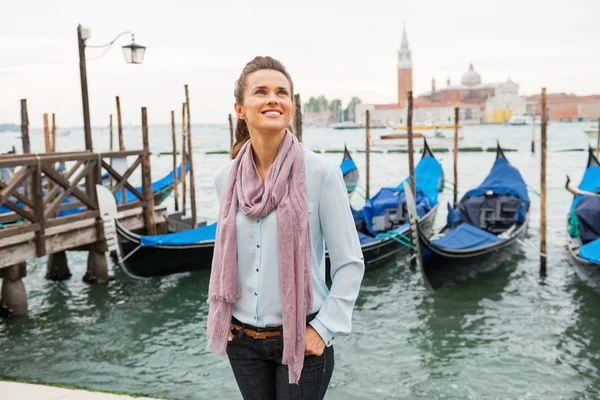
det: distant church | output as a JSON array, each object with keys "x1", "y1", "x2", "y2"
[{"x1": 356, "y1": 26, "x2": 525, "y2": 125}]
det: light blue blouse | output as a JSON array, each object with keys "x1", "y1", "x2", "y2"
[{"x1": 213, "y1": 148, "x2": 365, "y2": 346}]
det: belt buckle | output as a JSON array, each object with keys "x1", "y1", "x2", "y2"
[{"x1": 251, "y1": 331, "x2": 267, "y2": 340}]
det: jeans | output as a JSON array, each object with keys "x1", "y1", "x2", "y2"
[{"x1": 226, "y1": 317, "x2": 334, "y2": 400}]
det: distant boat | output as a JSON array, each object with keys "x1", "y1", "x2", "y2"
[
  {"x1": 371, "y1": 130, "x2": 463, "y2": 147},
  {"x1": 508, "y1": 114, "x2": 541, "y2": 126},
  {"x1": 332, "y1": 121, "x2": 386, "y2": 130},
  {"x1": 391, "y1": 123, "x2": 462, "y2": 131},
  {"x1": 584, "y1": 122, "x2": 599, "y2": 136}
]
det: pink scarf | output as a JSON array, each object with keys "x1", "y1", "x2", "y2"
[{"x1": 206, "y1": 131, "x2": 313, "y2": 384}]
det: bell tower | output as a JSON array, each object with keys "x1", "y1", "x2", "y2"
[{"x1": 397, "y1": 24, "x2": 413, "y2": 104}]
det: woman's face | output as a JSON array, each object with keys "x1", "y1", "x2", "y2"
[{"x1": 235, "y1": 69, "x2": 294, "y2": 135}]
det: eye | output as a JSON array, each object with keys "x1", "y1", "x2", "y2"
[
  {"x1": 255, "y1": 89, "x2": 266, "y2": 95},
  {"x1": 278, "y1": 89, "x2": 289, "y2": 96}
]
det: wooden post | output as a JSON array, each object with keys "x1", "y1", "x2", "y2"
[
  {"x1": 228, "y1": 113, "x2": 234, "y2": 150},
  {"x1": 531, "y1": 105, "x2": 535, "y2": 154},
  {"x1": 365, "y1": 110, "x2": 371, "y2": 200},
  {"x1": 43, "y1": 114, "x2": 51, "y2": 153},
  {"x1": 185, "y1": 85, "x2": 197, "y2": 228},
  {"x1": 116, "y1": 96, "x2": 126, "y2": 201},
  {"x1": 116, "y1": 96, "x2": 125, "y2": 151},
  {"x1": 596, "y1": 117, "x2": 600, "y2": 159},
  {"x1": 20, "y1": 100, "x2": 31, "y2": 154},
  {"x1": 77, "y1": 24, "x2": 93, "y2": 152},
  {"x1": 540, "y1": 88, "x2": 547, "y2": 275},
  {"x1": 109, "y1": 114, "x2": 114, "y2": 152},
  {"x1": 407, "y1": 92, "x2": 416, "y2": 200},
  {"x1": 453, "y1": 107, "x2": 459, "y2": 208},
  {"x1": 294, "y1": 94, "x2": 303, "y2": 143},
  {"x1": 0, "y1": 263, "x2": 28, "y2": 316},
  {"x1": 181, "y1": 103, "x2": 187, "y2": 216},
  {"x1": 171, "y1": 110, "x2": 179, "y2": 212},
  {"x1": 141, "y1": 107, "x2": 156, "y2": 235},
  {"x1": 51, "y1": 113, "x2": 57, "y2": 152}
]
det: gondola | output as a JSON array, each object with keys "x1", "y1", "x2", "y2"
[
  {"x1": 102, "y1": 150, "x2": 365, "y2": 278},
  {"x1": 325, "y1": 139, "x2": 443, "y2": 272},
  {"x1": 566, "y1": 148, "x2": 600, "y2": 291},
  {"x1": 341, "y1": 145, "x2": 359, "y2": 195},
  {"x1": 405, "y1": 144, "x2": 530, "y2": 290}
]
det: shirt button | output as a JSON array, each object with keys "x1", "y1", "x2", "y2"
[
  {"x1": 256, "y1": 268, "x2": 259, "y2": 272},
  {"x1": 257, "y1": 219, "x2": 260, "y2": 223},
  {"x1": 256, "y1": 244, "x2": 260, "y2": 248},
  {"x1": 254, "y1": 292, "x2": 257, "y2": 296}
]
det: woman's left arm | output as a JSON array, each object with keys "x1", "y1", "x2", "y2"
[{"x1": 309, "y1": 165, "x2": 365, "y2": 346}]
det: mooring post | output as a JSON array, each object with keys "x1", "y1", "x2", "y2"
[
  {"x1": 228, "y1": 113, "x2": 234, "y2": 151},
  {"x1": 185, "y1": 85, "x2": 197, "y2": 228},
  {"x1": 51, "y1": 113, "x2": 57, "y2": 152},
  {"x1": 365, "y1": 110, "x2": 371, "y2": 200},
  {"x1": 0, "y1": 263, "x2": 28, "y2": 316},
  {"x1": 109, "y1": 114, "x2": 114, "y2": 152},
  {"x1": 531, "y1": 105, "x2": 536, "y2": 154},
  {"x1": 171, "y1": 110, "x2": 179, "y2": 212},
  {"x1": 540, "y1": 88, "x2": 547, "y2": 275},
  {"x1": 181, "y1": 103, "x2": 187, "y2": 216},
  {"x1": 453, "y1": 107, "x2": 459, "y2": 208},
  {"x1": 406, "y1": 92, "x2": 417, "y2": 269},
  {"x1": 294, "y1": 94, "x2": 303, "y2": 143},
  {"x1": 20, "y1": 100, "x2": 31, "y2": 154},
  {"x1": 43, "y1": 113, "x2": 51, "y2": 153},
  {"x1": 407, "y1": 92, "x2": 416, "y2": 198},
  {"x1": 596, "y1": 117, "x2": 600, "y2": 159},
  {"x1": 116, "y1": 96, "x2": 125, "y2": 151},
  {"x1": 141, "y1": 107, "x2": 157, "y2": 235}
]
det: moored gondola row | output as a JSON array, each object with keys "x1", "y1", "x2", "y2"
[{"x1": 97, "y1": 141, "x2": 600, "y2": 293}]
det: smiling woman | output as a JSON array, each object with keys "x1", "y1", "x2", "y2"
[{"x1": 205, "y1": 56, "x2": 365, "y2": 400}]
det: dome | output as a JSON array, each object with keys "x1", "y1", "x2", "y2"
[{"x1": 461, "y1": 63, "x2": 481, "y2": 86}]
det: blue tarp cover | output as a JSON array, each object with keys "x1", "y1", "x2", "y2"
[
  {"x1": 140, "y1": 223, "x2": 217, "y2": 247},
  {"x1": 115, "y1": 163, "x2": 189, "y2": 204},
  {"x1": 361, "y1": 154, "x2": 441, "y2": 235},
  {"x1": 340, "y1": 159, "x2": 357, "y2": 176},
  {"x1": 432, "y1": 223, "x2": 501, "y2": 250},
  {"x1": 579, "y1": 236, "x2": 600, "y2": 265},
  {"x1": 463, "y1": 156, "x2": 530, "y2": 205}
]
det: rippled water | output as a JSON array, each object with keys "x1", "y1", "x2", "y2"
[{"x1": 1, "y1": 122, "x2": 600, "y2": 399}]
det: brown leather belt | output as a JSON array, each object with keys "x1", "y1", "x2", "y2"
[{"x1": 231, "y1": 323, "x2": 282, "y2": 340}]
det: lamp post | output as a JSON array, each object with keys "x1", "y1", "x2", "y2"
[
  {"x1": 76, "y1": 24, "x2": 145, "y2": 202},
  {"x1": 76, "y1": 24, "x2": 146, "y2": 153}
]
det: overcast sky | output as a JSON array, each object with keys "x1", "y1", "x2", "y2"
[{"x1": 1, "y1": 0, "x2": 599, "y2": 127}]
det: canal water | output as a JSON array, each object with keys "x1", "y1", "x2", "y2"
[{"x1": 1, "y1": 122, "x2": 599, "y2": 399}]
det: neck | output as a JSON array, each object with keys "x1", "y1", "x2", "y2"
[{"x1": 249, "y1": 128, "x2": 287, "y2": 181}]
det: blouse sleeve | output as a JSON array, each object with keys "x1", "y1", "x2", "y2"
[{"x1": 309, "y1": 165, "x2": 365, "y2": 346}]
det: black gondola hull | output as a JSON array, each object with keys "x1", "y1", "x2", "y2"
[
  {"x1": 419, "y1": 220, "x2": 528, "y2": 290},
  {"x1": 567, "y1": 233, "x2": 600, "y2": 292},
  {"x1": 117, "y1": 223, "x2": 214, "y2": 278}
]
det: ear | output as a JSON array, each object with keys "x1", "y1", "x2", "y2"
[{"x1": 234, "y1": 102, "x2": 245, "y2": 120}]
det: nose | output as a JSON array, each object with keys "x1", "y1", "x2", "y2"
[{"x1": 266, "y1": 91, "x2": 280, "y2": 104}]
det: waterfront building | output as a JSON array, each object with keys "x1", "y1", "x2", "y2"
[{"x1": 356, "y1": 26, "x2": 526, "y2": 125}]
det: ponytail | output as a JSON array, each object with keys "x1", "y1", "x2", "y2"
[{"x1": 230, "y1": 118, "x2": 250, "y2": 159}]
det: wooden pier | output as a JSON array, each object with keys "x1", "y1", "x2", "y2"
[{"x1": 0, "y1": 100, "x2": 173, "y2": 316}]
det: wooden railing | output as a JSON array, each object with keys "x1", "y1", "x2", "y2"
[{"x1": 0, "y1": 150, "x2": 148, "y2": 257}]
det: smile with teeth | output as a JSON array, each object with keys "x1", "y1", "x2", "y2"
[{"x1": 263, "y1": 110, "x2": 282, "y2": 116}]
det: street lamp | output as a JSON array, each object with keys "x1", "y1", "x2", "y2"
[{"x1": 77, "y1": 24, "x2": 146, "y2": 153}]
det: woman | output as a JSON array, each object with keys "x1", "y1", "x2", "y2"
[{"x1": 206, "y1": 56, "x2": 365, "y2": 399}]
